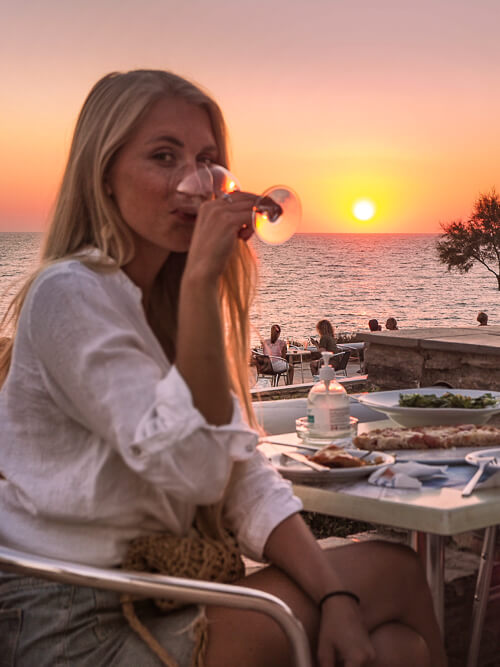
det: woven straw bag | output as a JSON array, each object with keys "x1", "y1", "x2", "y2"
[{"x1": 121, "y1": 505, "x2": 245, "y2": 667}]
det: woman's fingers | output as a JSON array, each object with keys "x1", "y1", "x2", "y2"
[
  {"x1": 317, "y1": 601, "x2": 376, "y2": 667},
  {"x1": 184, "y1": 192, "x2": 258, "y2": 281}
]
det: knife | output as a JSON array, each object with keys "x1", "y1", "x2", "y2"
[
  {"x1": 280, "y1": 450, "x2": 330, "y2": 471},
  {"x1": 262, "y1": 439, "x2": 321, "y2": 452}
]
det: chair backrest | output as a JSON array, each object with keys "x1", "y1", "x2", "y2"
[
  {"x1": 336, "y1": 350, "x2": 351, "y2": 371},
  {"x1": 0, "y1": 544, "x2": 312, "y2": 667},
  {"x1": 252, "y1": 394, "x2": 386, "y2": 434}
]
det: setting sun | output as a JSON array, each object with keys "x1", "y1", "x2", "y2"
[{"x1": 353, "y1": 199, "x2": 376, "y2": 221}]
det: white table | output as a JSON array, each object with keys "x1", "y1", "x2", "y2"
[{"x1": 262, "y1": 424, "x2": 500, "y2": 632}]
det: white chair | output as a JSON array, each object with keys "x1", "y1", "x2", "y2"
[
  {"x1": 252, "y1": 396, "x2": 386, "y2": 435},
  {"x1": 0, "y1": 544, "x2": 312, "y2": 667}
]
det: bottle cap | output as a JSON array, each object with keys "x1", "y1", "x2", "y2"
[{"x1": 319, "y1": 352, "x2": 336, "y2": 382}]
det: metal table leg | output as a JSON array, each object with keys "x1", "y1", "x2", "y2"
[
  {"x1": 411, "y1": 531, "x2": 445, "y2": 634},
  {"x1": 466, "y1": 525, "x2": 497, "y2": 667}
]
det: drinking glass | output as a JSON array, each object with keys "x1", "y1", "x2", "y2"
[{"x1": 176, "y1": 165, "x2": 301, "y2": 245}]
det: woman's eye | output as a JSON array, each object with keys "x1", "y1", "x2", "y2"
[
  {"x1": 153, "y1": 152, "x2": 176, "y2": 164},
  {"x1": 198, "y1": 156, "x2": 215, "y2": 166}
]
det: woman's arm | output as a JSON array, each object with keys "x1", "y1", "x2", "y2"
[
  {"x1": 264, "y1": 513, "x2": 375, "y2": 665},
  {"x1": 175, "y1": 192, "x2": 257, "y2": 426},
  {"x1": 176, "y1": 274, "x2": 232, "y2": 425}
]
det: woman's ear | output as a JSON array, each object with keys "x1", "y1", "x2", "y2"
[{"x1": 104, "y1": 182, "x2": 113, "y2": 196}]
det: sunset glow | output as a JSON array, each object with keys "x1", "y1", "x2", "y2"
[{"x1": 2, "y1": 1, "x2": 500, "y2": 234}]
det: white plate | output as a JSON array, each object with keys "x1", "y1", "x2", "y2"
[
  {"x1": 465, "y1": 447, "x2": 500, "y2": 470},
  {"x1": 357, "y1": 388, "x2": 500, "y2": 427},
  {"x1": 267, "y1": 446, "x2": 394, "y2": 483},
  {"x1": 392, "y1": 446, "x2": 496, "y2": 465}
]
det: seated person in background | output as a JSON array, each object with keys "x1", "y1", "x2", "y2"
[
  {"x1": 310, "y1": 318, "x2": 338, "y2": 376},
  {"x1": 258, "y1": 323, "x2": 293, "y2": 384},
  {"x1": 368, "y1": 318, "x2": 382, "y2": 331},
  {"x1": 385, "y1": 317, "x2": 398, "y2": 330},
  {"x1": 477, "y1": 311, "x2": 488, "y2": 326}
]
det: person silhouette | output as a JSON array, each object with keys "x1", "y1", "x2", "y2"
[{"x1": 477, "y1": 311, "x2": 488, "y2": 326}]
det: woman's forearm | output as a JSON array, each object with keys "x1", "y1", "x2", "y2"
[
  {"x1": 175, "y1": 273, "x2": 233, "y2": 425},
  {"x1": 264, "y1": 513, "x2": 346, "y2": 604}
]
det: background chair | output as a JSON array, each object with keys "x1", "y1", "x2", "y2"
[
  {"x1": 333, "y1": 350, "x2": 351, "y2": 377},
  {"x1": 0, "y1": 544, "x2": 311, "y2": 667},
  {"x1": 316, "y1": 351, "x2": 350, "y2": 377},
  {"x1": 252, "y1": 350, "x2": 290, "y2": 386}
]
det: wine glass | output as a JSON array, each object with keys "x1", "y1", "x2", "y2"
[{"x1": 176, "y1": 165, "x2": 301, "y2": 245}]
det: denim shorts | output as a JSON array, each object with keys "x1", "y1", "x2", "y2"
[{"x1": 0, "y1": 573, "x2": 207, "y2": 667}]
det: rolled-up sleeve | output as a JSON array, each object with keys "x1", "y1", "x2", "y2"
[
  {"x1": 127, "y1": 367, "x2": 259, "y2": 503},
  {"x1": 223, "y1": 452, "x2": 303, "y2": 561},
  {"x1": 27, "y1": 265, "x2": 259, "y2": 505}
]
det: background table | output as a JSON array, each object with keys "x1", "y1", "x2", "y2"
[{"x1": 286, "y1": 349, "x2": 312, "y2": 383}]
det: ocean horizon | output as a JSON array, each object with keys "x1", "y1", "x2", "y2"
[{"x1": 0, "y1": 231, "x2": 496, "y2": 343}]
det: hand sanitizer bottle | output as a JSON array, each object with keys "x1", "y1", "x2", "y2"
[{"x1": 307, "y1": 352, "x2": 351, "y2": 440}]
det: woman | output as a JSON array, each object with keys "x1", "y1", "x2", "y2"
[
  {"x1": 0, "y1": 70, "x2": 446, "y2": 666},
  {"x1": 258, "y1": 323, "x2": 293, "y2": 384},
  {"x1": 309, "y1": 319, "x2": 338, "y2": 376}
]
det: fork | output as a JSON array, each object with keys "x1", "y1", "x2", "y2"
[{"x1": 462, "y1": 457, "x2": 497, "y2": 497}]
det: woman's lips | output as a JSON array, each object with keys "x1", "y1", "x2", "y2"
[{"x1": 172, "y1": 208, "x2": 198, "y2": 224}]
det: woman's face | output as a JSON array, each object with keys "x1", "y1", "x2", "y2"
[{"x1": 107, "y1": 97, "x2": 218, "y2": 264}]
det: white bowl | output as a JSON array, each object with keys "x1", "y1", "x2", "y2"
[{"x1": 357, "y1": 388, "x2": 500, "y2": 428}]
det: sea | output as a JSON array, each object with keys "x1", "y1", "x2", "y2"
[{"x1": 0, "y1": 232, "x2": 497, "y2": 342}]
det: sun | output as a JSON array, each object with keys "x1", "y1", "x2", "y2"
[{"x1": 353, "y1": 199, "x2": 376, "y2": 221}]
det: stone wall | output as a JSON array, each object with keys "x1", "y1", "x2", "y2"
[{"x1": 364, "y1": 343, "x2": 500, "y2": 391}]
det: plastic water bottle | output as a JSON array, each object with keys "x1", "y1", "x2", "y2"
[{"x1": 307, "y1": 352, "x2": 351, "y2": 440}]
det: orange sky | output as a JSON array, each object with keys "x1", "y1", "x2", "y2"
[{"x1": 2, "y1": 0, "x2": 500, "y2": 233}]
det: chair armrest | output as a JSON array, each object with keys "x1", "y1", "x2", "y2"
[{"x1": 0, "y1": 545, "x2": 311, "y2": 667}]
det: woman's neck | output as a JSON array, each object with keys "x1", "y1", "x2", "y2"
[{"x1": 123, "y1": 247, "x2": 170, "y2": 311}]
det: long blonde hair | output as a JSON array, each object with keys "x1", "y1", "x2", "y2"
[{"x1": 0, "y1": 70, "x2": 258, "y2": 425}]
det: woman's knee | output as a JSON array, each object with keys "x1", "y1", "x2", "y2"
[
  {"x1": 370, "y1": 622, "x2": 431, "y2": 667},
  {"x1": 364, "y1": 540, "x2": 424, "y2": 580}
]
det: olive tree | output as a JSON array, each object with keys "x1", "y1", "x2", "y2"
[{"x1": 436, "y1": 189, "x2": 500, "y2": 290}]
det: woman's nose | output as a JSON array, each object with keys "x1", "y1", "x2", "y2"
[{"x1": 176, "y1": 165, "x2": 213, "y2": 198}]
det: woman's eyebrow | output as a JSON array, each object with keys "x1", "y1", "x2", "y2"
[{"x1": 146, "y1": 135, "x2": 218, "y2": 154}]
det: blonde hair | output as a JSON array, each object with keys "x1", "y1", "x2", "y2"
[{"x1": 0, "y1": 70, "x2": 258, "y2": 426}]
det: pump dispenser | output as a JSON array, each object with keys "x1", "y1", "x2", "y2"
[{"x1": 306, "y1": 352, "x2": 351, "y2": 439}]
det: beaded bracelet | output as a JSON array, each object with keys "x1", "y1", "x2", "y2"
[{"x1": 318, "y1": 590, "x2": 361, "y2": 608}]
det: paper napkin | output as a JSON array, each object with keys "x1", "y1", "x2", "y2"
[{"x1": 369, "y1": 462, "x2": 449, "y2": 489}]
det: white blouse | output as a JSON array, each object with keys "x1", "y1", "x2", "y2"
[{"x1": 0, "y1": 258, "x2": 301, "y2": 566}]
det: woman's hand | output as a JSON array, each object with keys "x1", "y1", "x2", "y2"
[
  {"x1": 317, "y1": 597, "x2": 375, "y2": 667},
  {"x1": 185, "y1": 191, "x2": 257, "y2": 282}
]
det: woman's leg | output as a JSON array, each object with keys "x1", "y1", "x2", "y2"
[
  {"x1": 204, "y1": 540, "x2": 446, "y2": 667},
  {"x1": 310, "y1": 359, "x2": 319, "y2": 375}
]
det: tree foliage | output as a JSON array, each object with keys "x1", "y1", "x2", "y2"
[{"x1": 436, "y1": 189, "x2": 500, "y2": 289}]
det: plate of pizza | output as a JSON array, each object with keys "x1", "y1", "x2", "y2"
[
  {"x1": 267, "y1": 445, "x2": 394, "y2": 483},
  {"x1": 356, "y1": 388, "x2": 500, "y2": 428},
  {"x1": 353, "y1": 423, "x2": 500, "y2": 464}
]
